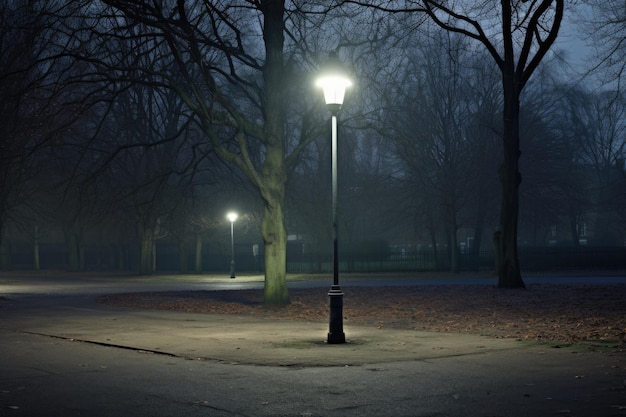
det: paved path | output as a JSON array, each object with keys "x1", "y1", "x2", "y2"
[{"x1": 1, "y1": 272, "x2": 625, "y2": 416}]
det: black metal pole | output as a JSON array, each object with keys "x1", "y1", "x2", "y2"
[
  {"x1": 230, "y1": 221, "x2": 236, "y2": 279},
  {"x1": 327, "y1": 113, "x2": 345, "y2": 344}
]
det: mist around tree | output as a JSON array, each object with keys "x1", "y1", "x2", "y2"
[{"x1": 1, "y1": 1, "x2": 624, "y2": 302}]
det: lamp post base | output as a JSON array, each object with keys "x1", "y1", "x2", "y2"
[{"x1": 327, "y1": 285, "x2": 345, "y2": 344}]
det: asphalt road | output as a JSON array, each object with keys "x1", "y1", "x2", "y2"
[
  {"x1": 3, "y1": 328, "x2": 625, "y2": 417},
  {"x1": 1, "y1": 271, "x2": 625, "y2": 417},
  {"x1": 2, "y1": 269, "x2": 626, "y2": 297}
]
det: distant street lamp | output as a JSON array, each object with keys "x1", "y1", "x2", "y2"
[
  {"x1": 315, "y1": 52, "x2": 352, "y2": 344},
  {"x1": 227, "y1": 212, "x2": 238, "y2": 278}
]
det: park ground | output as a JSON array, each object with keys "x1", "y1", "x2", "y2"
[{"x1": 99, "y1": 272, "x2": 626, "y2": 348}]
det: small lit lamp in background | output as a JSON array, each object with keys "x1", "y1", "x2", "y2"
[
  {"x1": 315, "y1": 52, "x2": 352, "y2": 344},
  {"x1": 227, "y1": 212, "x2": 238, "y2": 278}
]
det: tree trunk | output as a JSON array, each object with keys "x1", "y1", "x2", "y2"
[
  {"x1": 152, "y1": 242, "x2": 157, "y2": 272},
  {"x1": 496, "y1": 78, "x2": 525, "y2": 288},
  {"x1": 449, "y1": 227, "x2": 458, "y2": 273},
  {"x1": 260, "y1": 182, "x2": 290, "y2": 305},
  {"x1": 447, "y1": 208, "x2": 458, "y2": 273},
  {"x1": 429, "y1": 222, "x2": 438, "y2": 270},
  {"x1": 33, "y1": 224, "x2": 40, "y2": 271},
  {"x1": 138, "y1": 225, "x2": 154, "y2": 275},
  {"x1": 258, "y1": 0, "x2": 289, "y2": 305},
  {"x1": 66, "y1": 232, "x2": 82, "y2": 272},
  {"x1": 194, "y1": 233, "x2": 203, "y2": 273},
  {"x1": 471, "y1": 208, "x2": 485, "y2": 271},
  {"x1": 0, "y1": 220, "x2": 10, "y2": 270},
  {"x1": 0, "y1": 242, "x2": 9, "y2": 270}
]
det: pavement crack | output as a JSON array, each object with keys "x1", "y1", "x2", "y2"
[{"x1": 17, "y1": 330, "x2": 181, "y2": 358}]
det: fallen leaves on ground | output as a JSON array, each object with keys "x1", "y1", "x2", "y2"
[{"x1": 98, "y1": 284, "x2": 626, "y2": 346}]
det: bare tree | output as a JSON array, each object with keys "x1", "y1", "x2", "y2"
[
  {"x1": 427, "y1": 0, "x2": 563, "y2": 287},
  {"x1": 556, "y1": 86, "x2": 626, "y2": 244},
  {"x1": 343, "y1": 0, "x2": 564, "y2": 287},
  {"x1": 384, "y1": 31, "x2": 503, "y2": 272},
  {"x1": 59, "y1": 1, "x2": 334, "y2": 304},
  {"x1": 0, "y1": 0, "x2": 72, "y2": 269},
  {"x1": 517, "y1": 74, "x2": 582, "y2": 247},
  {"x1": 583, "y1": 0, "x2": 626, "y2": 91},
  {"x1": 393, "y1": 33, "x2": 470, "y2": 271}
]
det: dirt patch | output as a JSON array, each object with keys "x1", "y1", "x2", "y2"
[{"x1": 98, "y1": 284, "x2": 626, "y2": 346}]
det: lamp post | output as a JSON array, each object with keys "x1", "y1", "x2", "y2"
[
  {"x1": 315, "y1": 52, "x2": 352, "y2": 344},
  {"x1": 227, "y1": 212, "x2": 238, "y2": 278}
]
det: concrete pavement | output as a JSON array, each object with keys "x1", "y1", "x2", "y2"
[
  {"x1": 2, "y1": 300, "x2": 527, "y2": 367},
  {"x1": 1, "y1": 273, "x2": 626, "y2": 416}
]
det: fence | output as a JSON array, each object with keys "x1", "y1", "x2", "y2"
[
  {"x1": 4, "y1": 241, "x2": 626, "y2": 273},
  {"x1": 287, "y1": 246, "x2": 626, "y2": 273}
]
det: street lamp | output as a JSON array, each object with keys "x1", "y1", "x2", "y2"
[
  {"x1": 227, "y1": 212, "x2": 238, "y2": 278},
  {"x1": 315, "y1": 52, "x2": 352, "y2": 344}
]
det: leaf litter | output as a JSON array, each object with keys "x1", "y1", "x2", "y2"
[{"x1": 98, "y1": 284, "x2": 626, "y2": 346}]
